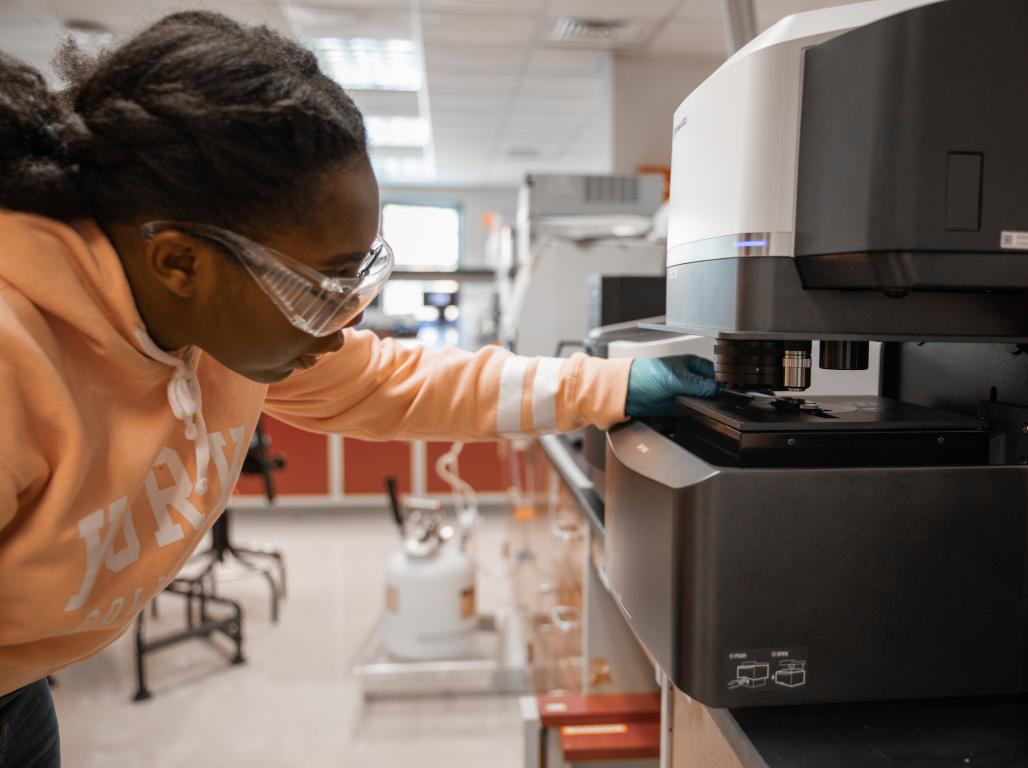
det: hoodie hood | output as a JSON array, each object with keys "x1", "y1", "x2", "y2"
[
  {"x1": 0, "y1": 213, "x2": 212, "y2": 492},
  {"x1": 0, "y1": 214, "x2": 152, "y2": 366}
]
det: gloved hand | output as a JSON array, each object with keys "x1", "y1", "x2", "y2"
[{"x1": 625, "y1": 355, "x2": 720, "y2": 418}]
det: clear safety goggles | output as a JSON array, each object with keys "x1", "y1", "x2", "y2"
[{"x1": 140, "y1": 221, "x2": 394, "y2": 337}]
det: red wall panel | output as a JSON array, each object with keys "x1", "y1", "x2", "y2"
[
  {"x1": 344, "y1": 438, "x2": 412, "y2": 494},
  {"x1": 234, "y1": 416, "x2": 329, "y2": 496}
]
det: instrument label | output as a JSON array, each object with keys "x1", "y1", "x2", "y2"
[
  {"x1": 1000, "y1": 231, "x2": 1028, "y2": 250},
  {"x1": 726, "y1": 646, "x2": 808, "y2": 691}
]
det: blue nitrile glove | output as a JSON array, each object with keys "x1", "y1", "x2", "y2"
[{"x1": 625, "y1": 355, "x2": 720, "y2": 418}]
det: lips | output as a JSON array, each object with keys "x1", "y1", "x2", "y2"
[
  {"x1": 295, "y1": 354, "x2": 322, "y2": 369},
  {"x1": 293, "y1": 333, "x2": 345, "y2": 370}
]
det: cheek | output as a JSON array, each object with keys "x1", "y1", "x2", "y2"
[
  {"x1": 235, "y1": 292, "x2": 309, "y2": 360},
  {"x1": 205, "y1": 278, "x2": 305, "y2": 372}
]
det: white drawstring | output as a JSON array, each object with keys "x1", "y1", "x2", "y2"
[{"x1": 132, "y1": 326, "x2": 211, "y2": 495}]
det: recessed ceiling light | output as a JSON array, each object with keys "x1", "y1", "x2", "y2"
[{"x1": 313, "y1": 37, "x2": 422, "y2": 91}]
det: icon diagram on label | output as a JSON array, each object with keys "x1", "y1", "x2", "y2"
[
  {"x1": 728, "y1": 661, "x2": 770, "y2": 689},
  {"x1": 773, "y1": 660, "x2": 807, "y2": 688},
  {"x1": 726, "y1": 647, "x2": 808, "y2": 692}
]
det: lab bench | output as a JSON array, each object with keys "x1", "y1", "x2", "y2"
[
  {"x1": 527, "y1": 433, "x2": 1028, "y2": 768},
  {"x1": 510, "y1": 434, "x2": 660, "y2": 767}
]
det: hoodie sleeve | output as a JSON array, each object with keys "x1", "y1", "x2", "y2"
[{"x1": 262, "y1": 329, "x2": 632, "y2": 441}]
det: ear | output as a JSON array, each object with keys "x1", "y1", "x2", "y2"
[{"x1": 143, "y1": 230, "x2": 211, "y2": 299}]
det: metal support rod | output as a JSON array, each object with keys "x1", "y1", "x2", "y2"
[
  {"x1": 658, "y1": 667, "x2": 673, "y2": 768},
  {"x1": 721, "y1": 0, "x2": 757, "y2": 55}
]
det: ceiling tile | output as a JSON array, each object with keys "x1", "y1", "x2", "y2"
[
  {"x1": 510, "y1": 94, "x2": 600, "y2": 116},
  {"x1": 40, "y1": 0, "x2": 292, "y2": 34},
  {"x1": 424, "y1": 43, "x2": 526, "y2": 74},
  {"x1": 497, "y1": 141, "x2": 562, "y2": 160},
  {"x1": 50, "y1": 0, "x2": 153, "y2": 31},
  {"x1": 676, "y1": 0, "x2": 723, "y2": 22},
  {"x1": 205, "y1": 3, "x2": 294, "y2": 33},
  {"x1": 526, "y1": 48, "x2": 609, "y2": 75},
  {"x1": 546, "y1": 0, "x2": 681, "y2": 21},
  {"x1": 647, "y1": 18, "x2": 726, "y2": 58},
  {"x1": 1, "y1": 1, "x2": 53, "y2": 24},
  {"x1": 370, "y1": 145, "x2": 427, "y2": 161},
  {"x1": 519, "y1": 73, "x2": 606, "y2": 100},
  {"x1": 284, "y1": 5, "x2": 413, "y2": 38},
  {"x1": 434, "y1": 138, "x2": 494, "y2": 154},
  {"x1": 428, "y1": 92, "x2": 510, "y2": 115},
  {"x1": 504, "y1": 113, "x2": 585, "y2": 134},
  {"x1": 420, "y1": 0, "x2": 545, "y2": 11},
  {"x1": 281, "y1": 0, "x2": 412, "y2": 9},
  {"x1": 432, "y1": 113, "x2": 504, "y2": 137},
  {"x1": 500, "y1": 127, "x2": 580, "y2": 148},
  {"x1": 420, "y1": 12, "x2": 538, "y2": 46},
  {"x1": 428, "y1": 72, "x2": 521, "y2": 96},
  {"x1": 21, "y1": 0, "x2": 61, "y2": 18}
]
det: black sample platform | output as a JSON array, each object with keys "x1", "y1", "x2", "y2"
[
  {"x1": 674, "y1": 394, "x2": 988, "y2": 468},
  {"x1": 734, "y1": 695, "x2": 1028, "y2": 767}
]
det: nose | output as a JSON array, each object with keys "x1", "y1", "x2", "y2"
[{"x1": 345, "y1": 312, "x2": 365, "y2": 329}]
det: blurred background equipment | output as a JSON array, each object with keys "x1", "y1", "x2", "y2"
[
  {"x1": 499, "y1": 173, "x2": 667, "y2": 357},
  {"x1": 351, "y1": 447, "x2": 530, "y2": 699}
]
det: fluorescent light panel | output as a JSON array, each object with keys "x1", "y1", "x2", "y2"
[
  {"x1": 365, "y1": 116, "x2": 430, "y2": 148},
  {"x1": 313, "y1": 37, "x2": 422, "y2": 92},
  {"x1": 372, "y1": 155, "x2": 436, "y2": 181}
]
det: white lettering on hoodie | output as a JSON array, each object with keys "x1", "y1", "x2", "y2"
[{"x1": 64, "y1": 426, "x2": 246, "y2": 616}]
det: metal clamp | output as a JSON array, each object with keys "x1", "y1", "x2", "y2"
[
  {"x1": 551, "y1": 518, "x2": 584, "y2": 542},
  {"x1": 549, "y1": 605, "x2": 581, "y2": 634}
]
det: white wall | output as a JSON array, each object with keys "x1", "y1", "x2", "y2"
[
  {"x1": 378, "y1": 184, "x2": 517, "y2": 267},
  {"x1": 611, "y1": 55, "x2": 720, "y2": 174}
]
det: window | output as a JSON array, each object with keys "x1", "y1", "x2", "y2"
[
  {"x1": 381, "y1": 203, "x2": 461, "y2": 270},
  {"x1": 379, "y1": 203, "x2": 462, "y2": 320}
]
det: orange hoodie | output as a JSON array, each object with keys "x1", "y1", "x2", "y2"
[{"x1": 0, "y1": 211, "x2": 631, "y2": 695}]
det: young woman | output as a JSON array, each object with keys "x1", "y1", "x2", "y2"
[{"x1": 0, "y1": 12, "x2": 717, "y2": 764}]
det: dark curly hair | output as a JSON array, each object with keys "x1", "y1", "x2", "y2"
[{"x1": 0, "y1": 11, "x2": 368, "y2": 231}]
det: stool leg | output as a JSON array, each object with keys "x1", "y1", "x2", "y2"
[
  {"x1": 259, "y1": 568, "x2": 280, "y2": 623},
  {"x1": 132, "y1": 613, "x2": 152, "y2": 702},
  {"x1": 230, "y1": 602, "x2": 246, "y2": 665}
]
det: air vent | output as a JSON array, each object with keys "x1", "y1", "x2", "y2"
[
  {"x1": 551, "y1": 17, "x2": 640, "y2": 46},
  {"x1": 584, "y1": 175, "x2": 640, "y2": 205}
]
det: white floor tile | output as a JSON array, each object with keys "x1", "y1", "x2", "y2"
[{"x1": 52, "y1": 507, "x2": 524, "y2": 768}]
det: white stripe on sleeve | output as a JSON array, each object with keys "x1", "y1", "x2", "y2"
[
  {"x1": 530, "y1": 357, "x2": 565, "y2": 432},
  {"x1": 497, "y1": 356, "x2": 530, "y2": 434}
]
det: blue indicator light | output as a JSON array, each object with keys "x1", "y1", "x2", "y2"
[{"x1": 735, "y1": 239, "x2": 768, "y2": 248}]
